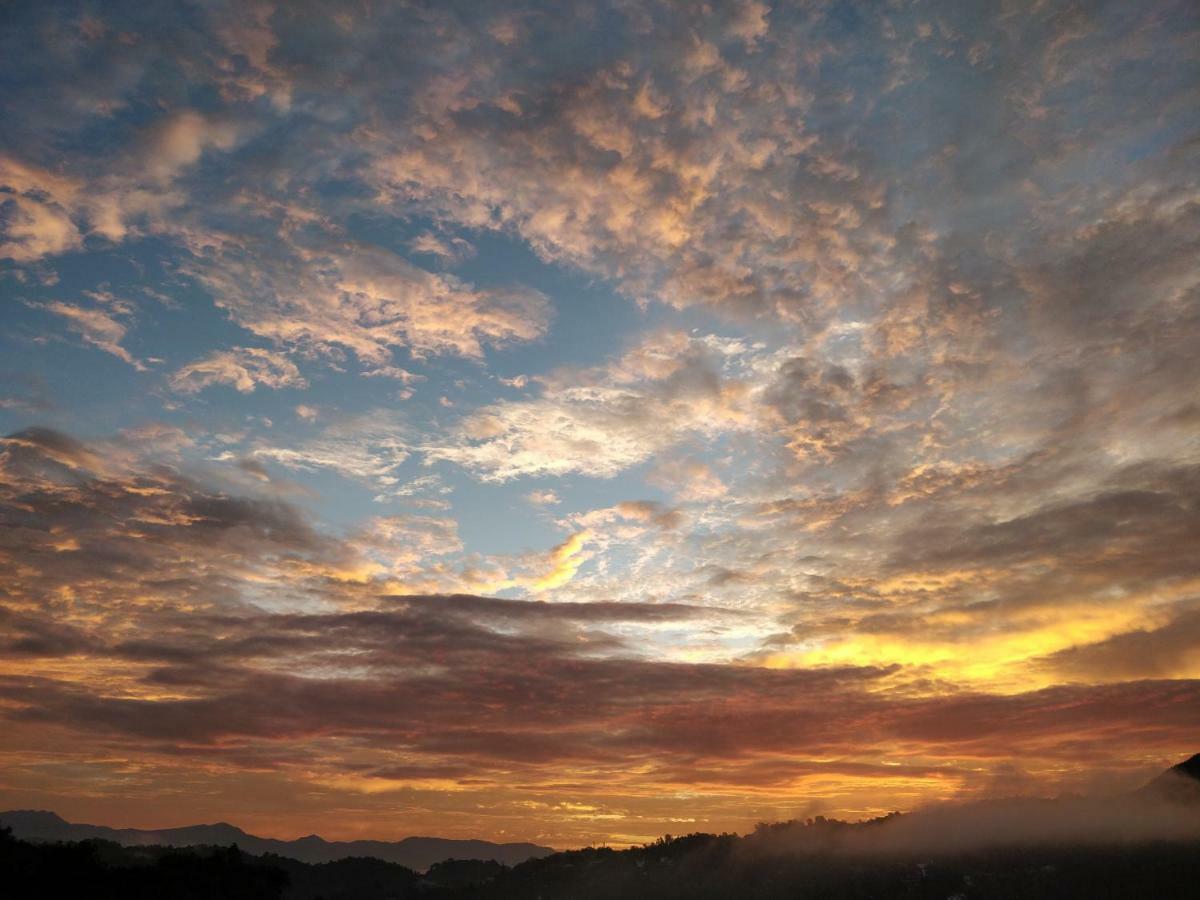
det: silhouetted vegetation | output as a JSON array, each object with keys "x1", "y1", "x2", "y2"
[
  {"x1": 470, "y1": 826, "x2": 1200, "y2": 899},
  {"x1": 0, "y1": 827, "x2": 288, "y2": 899},
  {"x1": 5, "y1": 818, "x2": 1200, "y2": 899}
]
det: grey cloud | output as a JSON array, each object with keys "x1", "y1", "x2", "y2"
[
  {"x1": 1038, "y1": 606, "x2": 1200, "y2": 681},
  {"x1": 389, "y1": 594, "x2": 738, "y2": 624}
]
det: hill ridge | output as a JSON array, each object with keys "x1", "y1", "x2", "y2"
[{"x1": 0, "y1": 809, "x2": 554, "y2": 871}]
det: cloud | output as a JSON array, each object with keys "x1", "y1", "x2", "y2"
[
  {"x1": 4, "y1": 584, "x2": 1197, "y2": 802},
  {"x1": 356, "y1": 515, "x2": 463, "y2": 567},
  {"x1": 1038, "y1": 606, "x2": 1200, "y2": 682},
  {"x1": 0, "y1": 0, "x2": 1198, "y2": 846},
  {"x1": 0, "y1": 427, "x2": 367, "y2": 623},
  {"x1": 409, "y1": 230, "x2": 476, "y2": 264},
  {"x1": 614, "y1": 500, "x2": 684, "y2": 531},
  {"x1": 362, "y1": 366, "x2": 421, "y2": 383},
  {"x1": 391, "y1": 593, "x2": 736, "y2": 626},
  {"x1": 140, "y1": 110, "x2": 240, "y2": 183},
  {"x1": 248, "y1": 411, "x2": 411, "y2": 497},
  {"x1": 425, "y1": 328, "x2": 930, "y2": 483},
  {"x1": 39, "y1": 297, "x2": 145, "y2": 370},
  {"x1": 648, "y1": 458, "x2": 727, "y2": 502},
  {"x1": 0, "y1": 156, "x2": 84, "y2": 261},
  {"x1": 429, "y1": 331, "x2": 759, "y2": 480},
  {"x1": 1, "y1": 108, "x2": 245, "y2": 258},
  {"x1": 2, "y1": 424, "x2": 1198, "y2": 843},
  {"x1": 884, "y1": 462, "x2": 1200, "y2": 587},
  {"x1": 0, "y1": 194, "x2": 82, "y2": 261},
  {"x1": 0, "y1": 371, "x2": 54, "y2": 414},
  {"x1": 185, "y1": 238, "x2": 551, "y2": 366},
  {"x1": 0, "y1": 426, "x2": 614, "y2": 635},
  {"x1": 742, "y1": 454, "x2": 1200, "y2": 690},
  {"x1": 1017, "y1": 176, "x2": 1200, "y2": 341},
  {"x1": 527, "y1": 530, "x2": 590, "y2": 592},
  {"x1": 171, "y1": 347, "x2": 307, "y2": 393},
  {"x1": 451, "y1": 531, "x2": 594, "y2": 596}
]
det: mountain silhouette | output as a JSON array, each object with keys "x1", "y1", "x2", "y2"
[
  {"x1": 1136, "y1": 752, "x2": 1200, "y2": 805},
  {"x1": 0, "y1": 810, "x2": 553, "y2": 870}
]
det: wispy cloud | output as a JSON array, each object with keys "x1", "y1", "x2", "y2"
[
  {"x1": 39, "y1": 295, "x2": 145, "y2": 370},
  {"x1": 171, "y1": 347, "x2": 306, "y2": 393}
]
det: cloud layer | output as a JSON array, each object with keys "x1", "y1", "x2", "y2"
[{"x1": 1, "y1": 0, "x2": 1198, "y2": 847}]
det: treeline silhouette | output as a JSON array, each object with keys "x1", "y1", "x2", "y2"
[
  {"x1": 5, "y1": 815, "x2": 1200, "y2": 899},
  {"x1": 0, "y1": 828, "x2": 287, "y2": 899}
]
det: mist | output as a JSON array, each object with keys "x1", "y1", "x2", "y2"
[{"x1": 746, "y1": 782, "x2": 1200, "y2": 858}]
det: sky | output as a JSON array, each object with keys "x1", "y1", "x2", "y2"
[{"x1": 0, "y1": 0, "x2": 1198, "y2": 849}]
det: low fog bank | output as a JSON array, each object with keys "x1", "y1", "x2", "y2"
[
  {"x1": 747, "y1": 779, "x2": 1200, "y2": 858},
  {"x1": 878, "y1": 794, "x2": 1198, "y2": 853}
]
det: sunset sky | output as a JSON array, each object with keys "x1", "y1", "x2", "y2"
[{"x1": 1, "y1": 0, "x2": 1198, "y2": 849}]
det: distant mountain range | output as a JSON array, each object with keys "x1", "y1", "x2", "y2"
[{"x1": 0, "y1": 809, "x2": 554, "y2": 871}]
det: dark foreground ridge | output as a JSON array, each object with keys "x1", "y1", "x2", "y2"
[{"x1": 2, "y1": 755, "x2": 1197, "y2": 899}]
